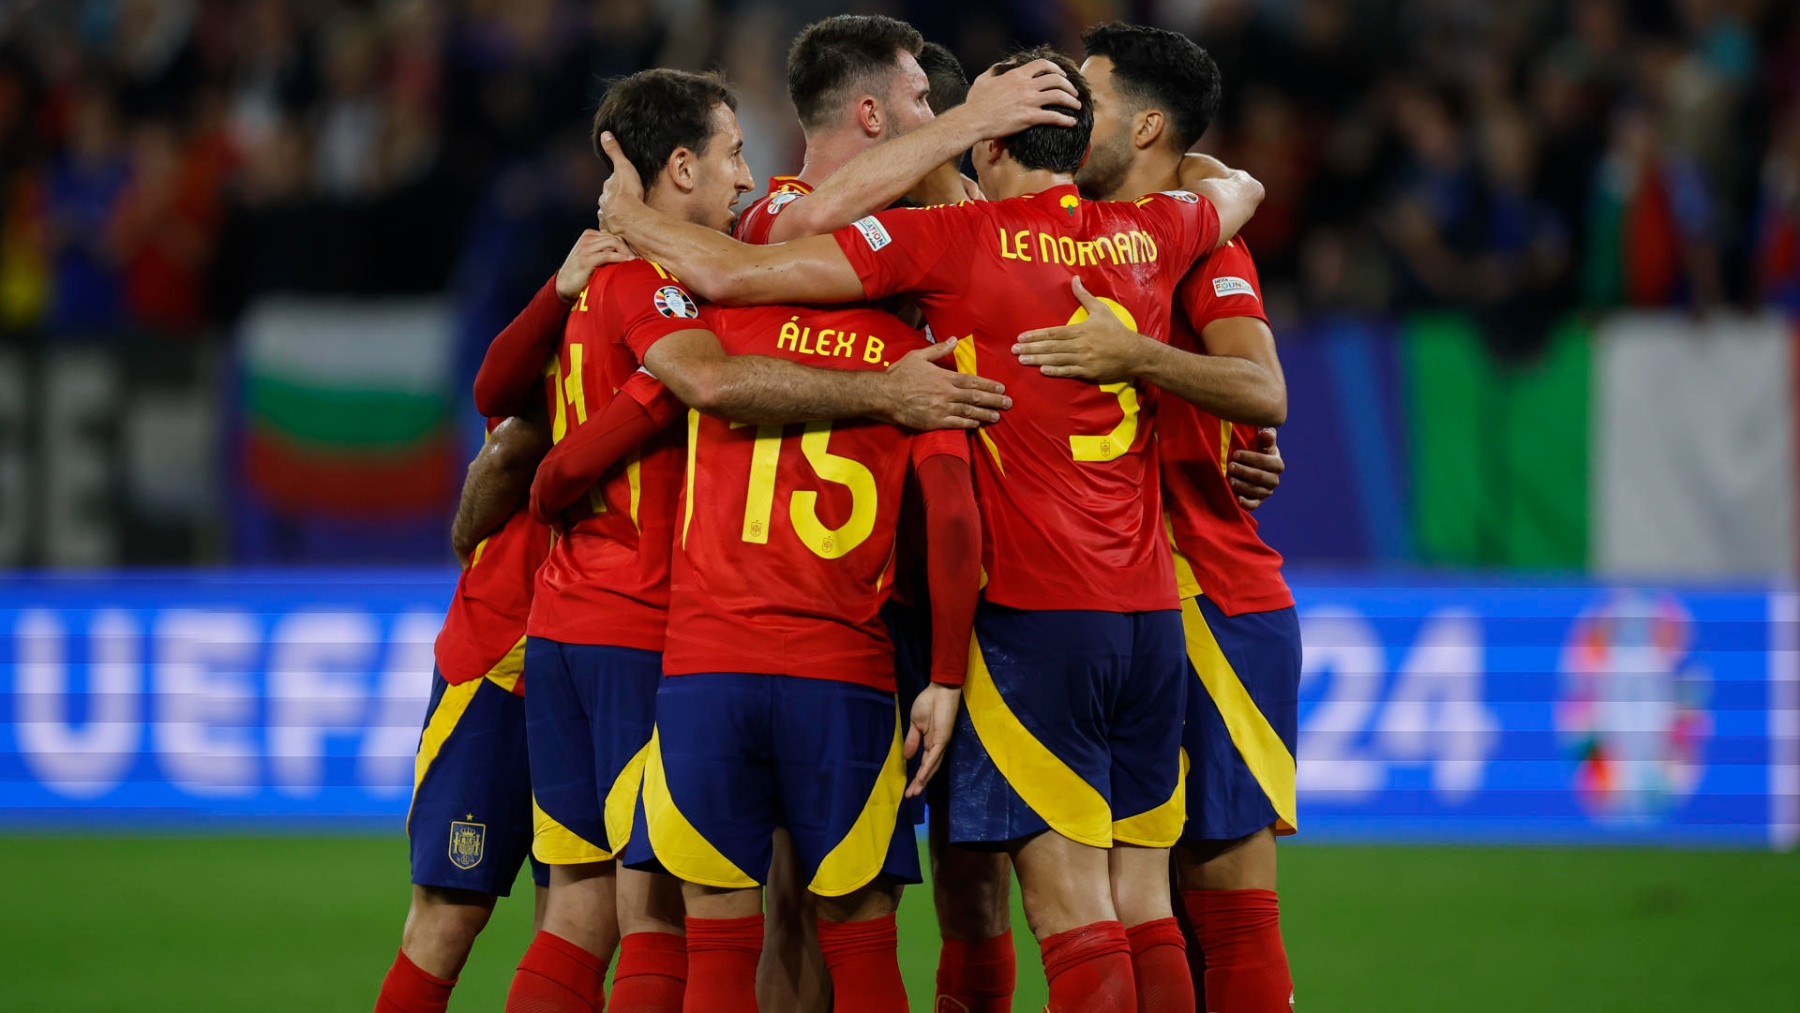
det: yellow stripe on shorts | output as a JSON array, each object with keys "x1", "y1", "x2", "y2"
[
  {"x1": 531, "y1": 795, "x2": 612, "y2": 865},
  {"x1": 1180, "y1": 596, "x2": 1298, "y2": 833},
  {"x1": 642, "y1": 729, "x2": 758, "y2": 889},
  {"x1": 1112, "y1": 746, "x2": 1189, "y2": 848},
  {"x1": 407, "y1": 678, "x2": 482, "y2": 833},
  {"x1": 963, "y1": 633, "x2": 1113, "y2": 848},
  {"x1": 810, "y1": 705, "x2": 907, "y2": 897},
  {"x1": 483, "y1": 636, "x2": 527, "y2": 695},
  {"x1": 604, "y1": 740, "x2": 651, "y2": 856}
]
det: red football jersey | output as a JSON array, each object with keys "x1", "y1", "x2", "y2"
[
  {"x1": 433, "y1": 421, "x2": 551, "y2": 694},
  {"x1": 732, "y1": 175, "x2": 813, "y2": 245},
  {"x1": 1160, "y1": 239, "x2": 1292, "y2": 616},
  {"x1": 832, "y1": 184, "x2": 1220, "y2": 613},
  {"x1": 526, "y1": 260, "x2": 699, "y2": 650},
  {"x1": 662, "y1": 302, "x2": 970, "y2": 690}
]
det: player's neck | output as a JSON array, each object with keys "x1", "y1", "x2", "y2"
[
  {"x1": 990, "y1": 167, "x2": 1075, "y2": 202},
  {"x1": 1104, "y1": 152, "x2": 1184, "y2": 203},
  {"x1": 794, "y1": 127, "x2": 869, "y2": 186}
]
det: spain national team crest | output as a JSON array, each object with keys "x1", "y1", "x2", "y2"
[{"x1": 449, "y1": 819, "x2": 486, "y2": 870}]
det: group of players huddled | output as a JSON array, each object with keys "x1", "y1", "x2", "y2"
[{"x1": 373, "y1": 15, "x2": 1299, "y2": 1013}]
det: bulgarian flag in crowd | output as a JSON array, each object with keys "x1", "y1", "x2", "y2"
[{"x1": 239, "y1": 298, "x2": 458, "y2": 517}]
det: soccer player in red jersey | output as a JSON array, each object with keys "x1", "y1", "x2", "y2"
[
  {"x1": 735, "y1": 26, "x2": 1025, "y2": 1012},
  {"x1": 595, "y1": 48, "x2": 1264, "y2": 1013},
  {"x1": 1010, "y1": 25, "x2": 1302, "y2": 1012},
  {"x1": 474, "y1": 69, "x2": 1013, "y2": 1013},
  {"x1": 732, "y1": 15, "x2": 1078, "y2": 249},
  {"x1": 373, "y1": 230, "x2": 627, "y2": 1013},
  {"x1": 545, "y1": 299, "x2": 983, "y2": 1013}
]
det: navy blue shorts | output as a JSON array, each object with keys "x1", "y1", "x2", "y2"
[
  {"x1": 523, "y1": 638, "x2": 661, "y2": 864},
  {"x1": 945, "y1": 602, "x2": 1187, "y2": 849},
  {"x1": 1180, "y1": 595, "x2": 1301, "y2": 843},
  {"x1": 881, "y1": 598, "x2": 930, "y2": 825},
  {"x1": 624, "y1": 672, "x2": 921, "y2": 897},
  {"x1": 409, "y1": 662, "x2": 547, "y2": 894}
]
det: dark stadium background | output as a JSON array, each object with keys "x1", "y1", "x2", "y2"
[{"x1": 0, "y1": 0, "x2": 1796, "y2": 1009}]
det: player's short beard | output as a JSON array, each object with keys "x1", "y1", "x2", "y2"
[{"x1": 1077, "y1": 123, "x2": 1132, "y2": 200}]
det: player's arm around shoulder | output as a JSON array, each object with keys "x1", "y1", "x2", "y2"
[
  {"x1": 451, "y1": 412, "x2": 551, "y2": 566},
  {"x1": 1178, "y1": 153, "x2": 1265, "y2": 249}
]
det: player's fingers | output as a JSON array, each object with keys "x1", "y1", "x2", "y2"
[
  {"x1": 1233, "y1": 448, "x2": 1285, "y2": 472},
  {"x1": 952, "y1": 401, "x2": 1002, "y2": 425},
  {"x1": 1228, "y1": 469, "x2": 1280, "y2": 495},
  {"x1": 1070, "y1": 275, "x2": 1105, "y2": 311},
  {"x1": 950, "y1": 372, "x2": 1011, "y2": 400},
  {"x1": 1019, "y1": 352, "x2": 1083, "y2": 368},
  {"x1": 1013, "y1": 328, "x2": 1074, "y2": 348},
  {"x1": 904, "y1": 724, "x2": 923, "y2": 760},
  {"x1": 922, "y1": 338, "x2": 956, "y2": 359},
  {"x1": 1254, "y1": 427, "x2": 1279, "y2": 451},
  {"x1": 1039, "y1": 365, "x2": 1091, "y2": 379}
]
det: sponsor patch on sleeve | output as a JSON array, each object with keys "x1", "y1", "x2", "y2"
[
  {"x1": 653, "y1": 285, "x2": 699, "y2": 319},
  {"x1": 765, "y1": 190, "x2": 803, "y2": 214},
  {"x1": 852, "y1": 215, "x2": 892, "y2": 251},
  {"x1": 1158, "y1": 189, "x2": 1201, "y2": 203},
  {"x1": 1212, "y1": 276, "x2": 1256, "y2": 298}
]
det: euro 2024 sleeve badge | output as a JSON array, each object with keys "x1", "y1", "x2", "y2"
[{"x1": 449, "y1": 817, "x2": 486, "y2": 870}]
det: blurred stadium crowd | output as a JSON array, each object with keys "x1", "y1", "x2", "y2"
[{"x1": 0, "y1": 0, "x2": 1795, "y2": 353}]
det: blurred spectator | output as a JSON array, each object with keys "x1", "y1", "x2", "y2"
[{"x1": 0, "y1": 0, "x2": 1786, "y2": 345}]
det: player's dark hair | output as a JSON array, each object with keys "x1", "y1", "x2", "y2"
[
  {"x1": 592, "y1": 69, "x2": 737, "y2": 185},
  {"x1": 787, "y1": 15, "x2": 924, "y2": 131},
  {"x1": 990, "y1": 47, "x2": 1093, "y2": 175},
  {"x1": 1081, "y1": 22, "x2": 1221, "y2": 151},
  {"x1": 916, "y1": 41, "x2": 969, "y2": 115}
]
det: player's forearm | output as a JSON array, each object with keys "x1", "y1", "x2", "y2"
[
  {"x1": 1191, "y1": 171, "x2": 1265, "y2": 249},
  {"x1": 530, "y1": 393, "x2": 665, "y2": 522},
  {"x1": 1133, "y1": 340, "x2": 1287, "y2": 428},
  {"x1": 473, "y1": 277, "x2": 570, "y2": 417},
  {"x1": 770, "y1": 113, "x2": 982, "y2": 242},
  {"x1": 609, "y1": 200, "x2": 863, "y2": 306},
  {"x1": 917, "y1": 455, "x2": 981, "y2": 687},
  {"x1": 679, "y1": 354, "x2": 900, "y2": 426},
  {"x1": 450, "y1": 417, "x2": 550, "y2": 561}
]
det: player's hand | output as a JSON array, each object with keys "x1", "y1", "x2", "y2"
[
  {"x1": 960, "y1": 173, "x2": 985, "y2": 203},
  {"x1": 595, "y1": 131, "x2": 647, "y2": 231},
  {"x1": 904, "y1": 683, "x2": 962, "y2": 799},
  {"x1": 1012, "y1": 276, "x2": 1153, "y2": 383},
  {"x1": 962, "y1": 58, "x2": 1081, "y2": 137},
  {"x1": 1230, "y1": 428, "x2": 1283, "y2": 510},
  {"x1": 1177, "y1": 152, "x2": 1233, "y2": 190},
  {"x1": 884, "y1": 339, "x2": 1012, "y2": 430},
  {"x1": 556, "y1": 229, "x2": 636, "y2": 301}
]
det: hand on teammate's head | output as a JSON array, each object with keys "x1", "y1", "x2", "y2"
[
  {"x1": 963, "y1": 57, "x2": 1082, "y2": 137},
  {"x1": 596, "y1": 131, "x2": 645, "y2": 226}
]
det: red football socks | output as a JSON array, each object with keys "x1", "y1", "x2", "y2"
[
  {"x1": 1128, "y1": 918, "x2": 1195, "y2": 1013},
  {"x1": 608, "y1": 931, "x2": 686, "y2": 1013},
  {"x1": 935, "y1": 933, "x2": 1017, "y2": 1013},
  {"x1": 816, "y1": 913, "x2": 908, "y2": 1013},
  {"x1": 682, "y1": 915, "x2": 763, "y2": 1013},
  {"x1": 375, "y1": 947, "x2": 456, "y2": 1013},
  {"x1": 505, "y1": 930, "x2": 608, "y2": 1013},
  {"x1": 1039, "y1": 920, "x2": 1137, "y2": 1013},
  {"x1": 1181, "y1": 889, "x2": 1293, "y2": 1013}
]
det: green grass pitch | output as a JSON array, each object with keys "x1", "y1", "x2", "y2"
[{"x1": 1, "y1": 835, "x2": 1794, "y2": 1010}]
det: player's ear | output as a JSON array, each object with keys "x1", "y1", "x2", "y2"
[
  {"x1": 668, "y1": 146, "x2": 697, "y2": 194},
  {"x1": 858, "y1": 95, "x2": 881, "y2": 138},
  {"x1": 1133, "y1": 109, "x2": 1165, "y2": 152}
]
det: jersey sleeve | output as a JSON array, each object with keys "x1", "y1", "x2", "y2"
[
  {"x1": 606, "y1": 261, "x2": 707, "y2": 364},
  {"x1": 910, "y1": 427, "x2": 972, "y2": 466},
  {"x1": 618, "y1": 367, "x2": 682, "y2": 428},
  {"x1": 830, "y1": 203, "x2": 981, "y2": 302},
  {"x1": 1135, "y1": 190, "x2": 1221, "y2": 276},
  {"x1": 1176, "y1": 239, "x2": 1268, "y2": 333},
  {"x1": 733, "y1": 187, "x2": 806, "y2": 245}
]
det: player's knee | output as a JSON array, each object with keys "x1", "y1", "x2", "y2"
[
  {"x1": 934, "y1": 849, "x2": 1012, "y2": 940},
  {"x1": 815, "y1": 878, "x2": 901, "y2": 924},
  {"x1": 403, "y1": 886, "x2": 495, "y2": 955}
]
